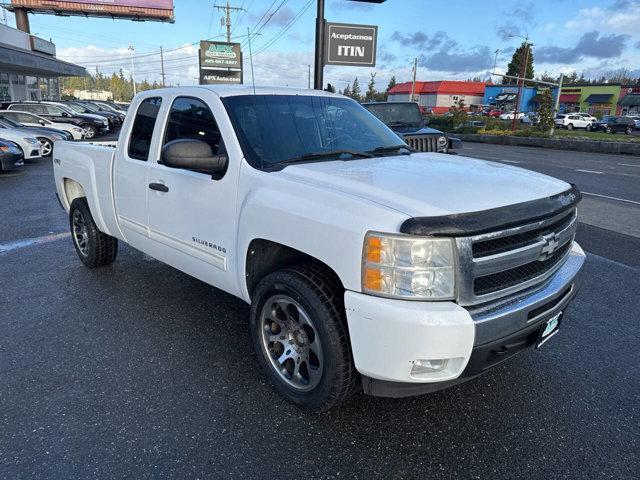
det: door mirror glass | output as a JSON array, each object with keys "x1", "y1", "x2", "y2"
[{"x1": 161, "y1": 139, "x2": 228, "y2": 176}]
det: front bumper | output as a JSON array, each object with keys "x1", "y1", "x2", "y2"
[
  {"x1": 345, "y1": 242, "x2": 586, "y2": 397},
  {"x1": 0, "y1": 151, "x2": 23, "y2": 171}
]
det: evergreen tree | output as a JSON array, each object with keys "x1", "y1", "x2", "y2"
[
  {"x1": 536, "y1": 89, "x2": 554, "y2": 133},
  {"x1": 503, "y1": 42, "x2": 534, "y2": 85},
  {"x1": 351, "y1": 77, "x2": 361, "y2": 101},
  {"x1": 342, "y1": 82, "x2": 351, "y2": 98},
  {"x1": 364, "y1": 73, "x2": 377, "y2": 102},
  {"x1": 386, "y1": 75, "x2": 397, "y2": 92}
]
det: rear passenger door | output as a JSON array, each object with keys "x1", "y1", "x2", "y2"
[
  {"x1": 145, "y1": 94, "x2": 240, "y2": 294},
  {"x1": 113, "y1": 96, "x2": 163, "y2": 254}
]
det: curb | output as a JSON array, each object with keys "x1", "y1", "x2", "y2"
[{"x1": 455, "y1": 133, "x2": 640, "y2": 155}]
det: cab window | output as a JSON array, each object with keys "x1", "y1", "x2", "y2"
[
  {"x1": 163, "y1": 97, "x2": 223, "y2": 154},
  {"x1": 128, "y1": 97, "x2": 162, "y2": 161}
]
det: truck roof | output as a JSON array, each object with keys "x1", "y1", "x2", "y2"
[{"x1": 137, "y1": 85, "x2": 344, "y2": 99}]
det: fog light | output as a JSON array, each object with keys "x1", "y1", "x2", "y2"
[{"x1": 411, "y1": 359, "x2": 448, "y2": 376}]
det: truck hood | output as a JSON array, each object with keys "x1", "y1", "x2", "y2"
[{"x1": 277, "y1": 153, "x2": 570, "y2": 218}]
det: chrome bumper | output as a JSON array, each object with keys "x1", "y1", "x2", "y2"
[{"x1": 468, "y1": 242, "x2": 586, "y2": 345}]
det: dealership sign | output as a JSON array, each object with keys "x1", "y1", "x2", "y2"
[
  {"x1": 324, "y1": 22, "x2": 377, "y2": 67},
  {"x1": 9, "y1": 0, "x2": 174, "y2": 22},
  {"x1": 199, "y1": 41, "x2": 242, "y2": 69},
  {"x1": 198, "y1": 40, "x2": 243, "y2": 85}
]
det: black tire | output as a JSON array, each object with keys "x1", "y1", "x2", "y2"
[
  {"x1": 586, "y1": 124, "x2": 592, "y2": 132},
  {"x1": 69, "y1": 198, "x2": 118, "y2": 268},
  {"x1": 82, "y1": 123, "x2": 97, "y2": 139},
  {"x1": 567, "y1": 123, "x2": 573, "y2": 130},
  {"x1": 250, "y1": 263, "x2": 358, "y2": 411},
  {"x1": 606, "y1": 126, "x2": 612, "y2": 134},
  {"x1": 625, "y1": 127, "x2": 632, "y2": 135}
]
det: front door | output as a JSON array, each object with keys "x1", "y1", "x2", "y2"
[
  {"x1": 146, "y1": 94, "x2": 239, "y2": 294},
  {"x1": 113, "y1": 96, "x2": 164, "y2": 254}
]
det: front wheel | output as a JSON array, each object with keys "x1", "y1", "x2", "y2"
[
  {"x1": 586, "y1": 124, "x2": 592, "y2": 132},
  {"x1": 567, "y1": 123, "x2": 574, "y2": 130},
  {"x1": 250, "y1": 264, "x2": 358, "y2": 411},
  {"x1": 82, "y1": 124, "x2": 97, "y2": 139},
  {"x1": 69, "y1": 198, "x2": 118, "y2": 268},
  {"x1": 606, "y1": 126, "x2": 612, "y2": 134},
  {"x1": 625, "y1": 127, "x2": 632, "y2": 135},
  {"x1": 37, "y1": 137, "x2": 53, "y2": 157}
]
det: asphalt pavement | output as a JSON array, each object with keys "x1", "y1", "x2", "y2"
[{"x1": 0, "y1": 142, "x2": 638, "y2": 479}]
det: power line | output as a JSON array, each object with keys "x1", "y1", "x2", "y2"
[{"x1": 250, "y1": 0, "x2": 313, "y2": 57}]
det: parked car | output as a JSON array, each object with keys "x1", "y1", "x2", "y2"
[
  {"x1": 595, "y1": 115, "x2": 635, "y2": 134},
  {"x1": 54, "y1": 86, "x2": 585, "y2": 410},
  {"x1": 499, "y1": 111, "x2": 525, "y2": 120},
  {"x1": 3, "y1": 102, "x2": 107, "y2": 139},
  {"x1": 574, "y1": 112, "x2": 597, "y2": 124},
  {"x1": 625, "y1": 114, "x2": 640, "y2": 130},
  {"x1": 0, "y1": 139, "x2": 24, "y2": 172},
  {"x1": 555, "y1": 114, "x2": 595, "y2": 131},
  {"x1": 521, "y1": 112, "x2": 539, "y2": 125},
  {"x1": 487, "y1": 109, "x2": 503, "y2": 117},
  {"x1": 0, "y1": 123, "x2": 41, "y2": 160},
  {"x1": 0, "y1": 117, "x2": 67, "y2": 157},
  {"x1": 69, "y1": 101, "x2": 123, "y2": 126},
  {"x1": 362, "y1": 101, "x2": 461, "y2": 153},
  {"x1": 0, "y1": 110, "x2": 85, "y2": 140},
  {"x1": 88, "y1": 100, "x2": 127, "y2": 118}
]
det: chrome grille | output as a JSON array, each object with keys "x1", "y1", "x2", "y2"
[
  {"x1": 456, "y1": 209, "x2": 577, "y2": 306},
  {"x1": 404, "y1": 135, "x2": 438, "y2": 152}
]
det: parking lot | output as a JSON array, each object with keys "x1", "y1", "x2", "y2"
[{"x1": 1, "y1": 143, "x2": 638, "y2": 479}]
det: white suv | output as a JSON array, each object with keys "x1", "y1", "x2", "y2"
[{"x1": 555, "y1": 114, "x2": 595, "y2": 131}]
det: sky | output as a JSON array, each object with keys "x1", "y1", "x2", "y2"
[{"x1": 7, "y1": 0, "x2": 640, "y2": 90}]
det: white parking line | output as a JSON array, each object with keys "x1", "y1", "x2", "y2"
[
  {"x1": 499, "y1": 159, "x2": 521, "y2": 164},
  {"x1": 582, "y1": 192, "x2": 640, "y2": 206},
  {"x1": 618, "y1": 163, "x2": 640, "y2": 168},
  {"x1": 575, "y1": 169, "x2": 604, "y2": 174},
  {"x1": 0, "y1": 232, "x2": 70, "y2": 254}
]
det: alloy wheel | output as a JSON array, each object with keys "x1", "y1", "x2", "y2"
[
  {"x1": 39, "y1": 139, "x2": 52, "y2": 156},
  {"x1": 259, "y1": 295, "x2": 323, "y2": 391},
  {"x1": 72, "y1": 209, "x2": 90, "y2": 256}
]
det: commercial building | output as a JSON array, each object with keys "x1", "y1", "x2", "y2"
[
  {"x1": 483, "y1": 85, "x2": 550, "y2": 113},
  {"x1": 387, "y1": 80, "x2": 486, "y2": 114},
  {"x1": 618, "y1": 85, "x2": 640, "y2": 116},
  {"x1": 558, "y1": 84, "x2": 622, "y2": 116},
  {"x1": 0, "y1": 22, "x2": 86, "y2": 102}
]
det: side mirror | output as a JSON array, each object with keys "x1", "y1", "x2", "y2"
[
  {"x1": 422, "y1": 117, "x2": 429, "y2": 126},
  {"x1": 62, "y1": 112, "x2": 69, "y2": 117},
  {"x1": 161, "y1": 139, "x2": 227, "y2": 176},
  {"x1": 39, "y1": 120, "x2": 46, "y2": 125}
]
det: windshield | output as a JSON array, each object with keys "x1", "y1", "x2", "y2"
[
  {"x1": 601, "y1": 116, "x2": 615, "y2": 121},
  {"x1": 68, "y1": 103, "x2": 91, "y2": 113},
  {"x1": 363, "y1": 103, "x2": 423, "y2": 126},
  {"x1": 58, "y1": 104, "x2": 80, "y2": 115},
  {"x1": 81, "y1": 103, "x2": 101, "y2": 113},
  {"x1": 222, "y1": 95, "x2": 407, "y2": 169}
]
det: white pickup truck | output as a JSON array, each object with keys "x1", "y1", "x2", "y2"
[{"x1": 53, "y1": 86, "x2": 585, "y2": 410}]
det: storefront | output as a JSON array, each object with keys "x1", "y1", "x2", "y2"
[
  {"x1": 483, "y1": 85, "x2": 540, "y2": 113},
  {"x1": 387, "y1": 80, "x2": 486, "y2": 114},
  {"x1": 0, "y1": 23, "x2": 85, "y2": 102},
  {"x1": 558, "y1": 92, "x2": 580, "y2": 113},
  {"x1": 558, "y1": 84, "x2": 621, "y2": 116},
  {"x1": 618, "y1": 86, "x2": 640, "y2": 116}
]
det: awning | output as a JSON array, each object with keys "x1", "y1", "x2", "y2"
[
  {"x1": 584, "y1": 94, "x2": 613, "y2": 104},
  {"x1": 559, "y1": 94, "x2": 580, "y2": 103},
  {"x1": 495, "y1": 93, "x2": 516, "y2": 101},
  {"x1": 619, "y1": 94, "x2": 640, "y2": 107},
  {"x1": 0, "y1": 44, "x2": 86, "y2": 77}
]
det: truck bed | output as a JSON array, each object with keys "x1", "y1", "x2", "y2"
[{"x1": 54, "y1": 141, "x2": 122, "y2": 239}]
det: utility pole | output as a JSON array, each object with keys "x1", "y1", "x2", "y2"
[
  {"x1": 510, "y1": 35, "x2": 530, "y2": 131},
  {"x1": 549, "y1": 73, "x2": 563, "y2": 136},
  {"x1": 94, "y1": 66, "x2": 99, "y2": 99},
  {"x1": 128, "y1": 45, "x2": 137, "y2": 96},
  {"x1": 308, "y1": 65, "x2": 311, "y2": 89},
  {"x1": 410, "y1": 57, "x2": 418, "y2": 102},
  {"x1": 215, "y1": 1, "x2": 245, "y2": 43},
  {"x1": 247, "y1": 27, "x2": 256, "y2": 94},
  {"x1": 160, "y1": 46, "x2": 166, "y2": 87}
]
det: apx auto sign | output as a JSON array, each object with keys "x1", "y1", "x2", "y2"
[
  {"x1": 199, "y1": 41, "x2": 242, "y2": 69},
  {"x1": 324, "y1": 22, "x2": 377, "y2": 67}
]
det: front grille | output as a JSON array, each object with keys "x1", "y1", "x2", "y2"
[
  {"x1": 473, "y1": 211, "x2": 575, "y2": 258},
  {"x1": 404, "y1": 135, "x2": 438, "y2": 152},
  {"x1": 473, "y1": 241, "x2": 572, "y2": 296},
  {"x1": 455, "y1": 208, "x2": 577, "y2": 305}
]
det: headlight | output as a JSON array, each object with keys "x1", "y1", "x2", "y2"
[
  {"x1": 437, "y1": 136, "x2": 448, "y2": 148},
  {"x1": 362, "y1": 232, "x2": 456, "y2": 300},
  {"x1": 73, "y1": 127, "x2": 83, "y2": 132},
  {"x1": 24, "y1": 137, "x2": 39, "y2": 144}
]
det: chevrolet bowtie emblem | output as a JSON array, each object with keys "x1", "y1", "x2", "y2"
[{"x1": 540, "y1": 232, "x2": 560, "y2": 260}]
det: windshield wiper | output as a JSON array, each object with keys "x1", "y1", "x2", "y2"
[
  {"x1": 370, "y1": 144, "x2": 415, "y2": 154},
  {"x1": 271, "y1": 149, "x2": 374, "y2": 169}
]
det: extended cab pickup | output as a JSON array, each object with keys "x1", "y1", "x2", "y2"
[{"x1": 54, "y1": 86, "x2": 586, "y2": 410}]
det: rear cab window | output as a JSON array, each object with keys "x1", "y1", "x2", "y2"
[{"x1": 128, "y1": 97, "x2": 162, "y2": 161}]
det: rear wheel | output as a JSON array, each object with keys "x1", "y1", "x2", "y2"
[
  {"x1": 69, "y1": 198, "x2": 118, "y2": 268},
  {"x1": 37, "y1": 137, "x2": 53, "y2": 157},
  {"x1": 567, "y1": 123, "x2": 574, "y2": 130},
  {"x1": 606, "y1": 126, "x2": 612, "y2": 134},
  {"x1": 586, "y1": 124, "x2": 592, "y2": 132},
  {"x1": 625, "y1": 127, "x2": 632, "y2": 135},
  {"x1": 82, "y1": 124, "x2": 97, "y2": 139},
  {"x1": 250, "y1": 264, "x2": 358, "y2": 411}
]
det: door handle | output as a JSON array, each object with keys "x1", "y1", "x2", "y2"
[{"x1": 148, "y1": 182, "x2": 169, "y2": 192}]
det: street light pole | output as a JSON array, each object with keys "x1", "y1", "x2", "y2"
[
  {"x1": 510, "y1": 35, "x2": 529, "y2": 131},
  {"x1": 313, "y1": 0, "x2": 325, "y2": 90},
  {"x1": 128, "y1": 45, "x2": 137, "y2": 96},
  {"x1": 549, "y1": 73, "x2": 563, "y2": 136}
]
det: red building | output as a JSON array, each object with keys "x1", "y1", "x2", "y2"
[{"x1": 387, "y1": 80, "x2": 486, "y2": 114}]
